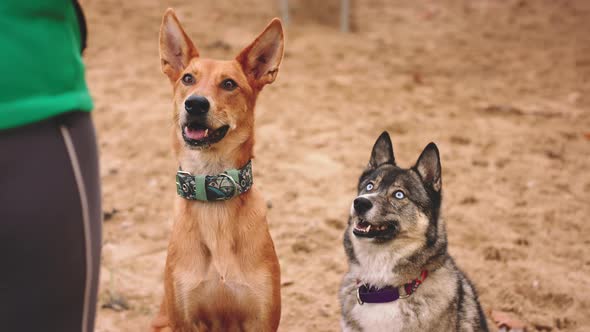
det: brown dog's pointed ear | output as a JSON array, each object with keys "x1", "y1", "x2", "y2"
[
  {"x1": 368, "y1": 131, "x2": 395, "y2": 170},
  {"x1": 159, "y1": 9, "x2": 199, "y2": 82},
  {"x1": 236, "y1": 18, "x2": 285, "y2": 87},
  {"x1": 415, "y1": 142, "x2": 442, "y2": 192}
]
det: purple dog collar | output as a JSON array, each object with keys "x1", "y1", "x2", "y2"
[{"x1": 356, "y1": 270, "x2": 428, "y2": 305}]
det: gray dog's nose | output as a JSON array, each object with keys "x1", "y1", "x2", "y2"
[
  {"x1": 353, "y1": 197, "x2": 373, "y2": 215},
  {"x1": 184, "y1": 95, "x2": 210, "y2": 115}
]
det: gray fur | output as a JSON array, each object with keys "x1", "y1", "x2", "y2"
[{"x1": 339, "y1": 132, "x2": 488, "y2": 332}]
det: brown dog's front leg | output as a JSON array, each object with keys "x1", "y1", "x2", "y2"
[{"x1": 151, "y1": 298, "x2": 172, "y2": 332}]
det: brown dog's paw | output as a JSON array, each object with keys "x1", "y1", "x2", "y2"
[{"x1": 150, "y1": 315, "x2": 172, "y2": 332}]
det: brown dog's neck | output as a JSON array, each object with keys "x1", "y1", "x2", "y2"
[
  {"x1": 177, "y1": 136, "x2": 254, "y2": 175},
  {"x1": 174, "y1": 135, "x2": 257, "y2": 229}
]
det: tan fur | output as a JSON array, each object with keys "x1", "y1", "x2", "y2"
[{"x1": 152, "y1": 9, "x2": 284, "y2": 332}]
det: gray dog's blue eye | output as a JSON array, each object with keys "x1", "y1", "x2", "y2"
[
  {"x1": 394, "y1": 190, "x2": 405, "y2": 199},
  {"x1": 366, "y1": 183, "x2": 374, "y2": 191}
]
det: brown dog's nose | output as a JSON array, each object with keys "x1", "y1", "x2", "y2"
[
  {"x1": 184, "y1": 95, "x2": 210, "y2": 115},
  {"x1": 353, "y1": 197, "x2": 373, "y2": 215}
]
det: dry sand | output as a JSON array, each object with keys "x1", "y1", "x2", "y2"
[{"x1": 81, "y1": 0, "x2": 590, "y2": 331}]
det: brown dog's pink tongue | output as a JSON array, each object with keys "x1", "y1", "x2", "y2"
[{"x1": 184, "y1": 126, "x2": 207, "y2": 140}]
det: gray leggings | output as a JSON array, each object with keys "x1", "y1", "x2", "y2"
[{"x1": 0, "y1": 111, "x2": 101, "y2": 332}]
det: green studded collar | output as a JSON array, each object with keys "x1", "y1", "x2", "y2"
[{"x1": 176, "y1": 161, "x2": 253, "y2": 201}]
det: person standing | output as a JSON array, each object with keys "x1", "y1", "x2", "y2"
[{"x1": 0, "y1": 1, "x2": 101, "y2": 331}]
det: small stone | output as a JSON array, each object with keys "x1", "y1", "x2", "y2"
[
  {"x1": 491, "y1": 310, "x2": 527, "y2": 331},
  {"x1": 103, "y1": 208, "x2": 119, "y2": 221},
  {"x1": 483, "y1": 247, "x2": 502, "y2": 261},
  {"x1": 472, "y1": 159, "x2": 489, "y2": 167},
  {"x1": 544, "y1": 150, "x2": 563, "y2": 160},
  {"x1": 450, "y1": 135, "x2": 471, "y2": 145},
  {"x1": 459, "y1": 196, "x2": 478, "y2": 205},
  {"x1": 291, "y1": 241, "x2": 312, "y2": 253},
  {"x1": 121, "y1": 221, "x2": 133, "y2": 229},
  {"x1": 102, "y1": 292, "x2": 129, "y2": 312},
  {"x1": 281, "y1": 280, "x2": 294, "y2": 287}
]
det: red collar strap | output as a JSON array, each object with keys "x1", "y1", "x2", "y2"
[{"x1": 356, "y1": 270, "x2": 428, "y2": 305}]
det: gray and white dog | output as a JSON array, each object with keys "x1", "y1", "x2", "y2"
[{"x1": 339, "y1": 132, "x2": 488, "y2": 332}]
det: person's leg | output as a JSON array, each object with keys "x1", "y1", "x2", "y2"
[{"x1": 0, "y1": 111, "x2": 101, "y2": 332}]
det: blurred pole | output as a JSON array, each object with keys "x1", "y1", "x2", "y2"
[
  {"x1": 340, "y1": 0, "x2": 350, "y2": 32},
  {"x1": 280, "y1": 0, "x2": 289, "y2": 26}
]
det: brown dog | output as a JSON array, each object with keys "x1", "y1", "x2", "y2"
[{"x1": 151, "y1": 9, "x2": 284, "y2": 332}]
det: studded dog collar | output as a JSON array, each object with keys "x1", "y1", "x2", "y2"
[
  {"x1": 176, "y1": 160, "x2": 253, "y2": 201},
  {"x1": 356, "y1": 270, "x2": 428, "y2": 305}
]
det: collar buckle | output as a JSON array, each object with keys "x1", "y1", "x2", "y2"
[
  {"x1": 356, "y1": 287, "x2": 364, "y2": 305},
  {"x1": 217, "y1": 173, "x2": 239, "y2": 198},
  {"x1": 398, "y1": 285, "x2": 410, "y2": 299}
]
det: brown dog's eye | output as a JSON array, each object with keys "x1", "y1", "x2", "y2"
[
  {"x1": 221, "y1": 79, "x2": 238, "y2": 91},
  {"x1": 181, "y1": 73, "x2": 195, "y2": 85}
]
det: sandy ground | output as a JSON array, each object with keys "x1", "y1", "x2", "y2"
[{"x1": 81, "y1": 0, "x2": 590, "y2": 331}]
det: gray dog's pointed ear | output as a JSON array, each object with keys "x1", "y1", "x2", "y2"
[
  {"x1": 368, "y1": 132, "x2": 395, "y2": 170},
  {"x1": 236, "y1": 18, "x2": 284, "y2": 88},
  {"x1": 415, "y1": 142, "x2": 442, "y2": 192},
  {"x1": 159, "y1": 8, "x2": 199, "y2": 82}
]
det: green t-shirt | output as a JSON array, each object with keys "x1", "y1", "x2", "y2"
[{"x1": 0, "y1": 0, "x2": 93, "y2": 130}]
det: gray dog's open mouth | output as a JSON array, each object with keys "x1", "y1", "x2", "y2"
[
  {"x1": 353, "y1": 219, "x2": 397, "y2": 239},
  {"x1": 182, "y1": 122, "x2": 230, "y2": 147}
]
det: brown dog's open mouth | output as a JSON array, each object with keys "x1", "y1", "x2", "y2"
[
  {"x1": 182, "y1": 123, "x2": 230, "y2": 147},
  {"x1": 353, "y1": 219, "x2": 397, "y2": 239}
]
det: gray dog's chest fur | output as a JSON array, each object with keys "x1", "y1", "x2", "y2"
[{"x1": 339, "y1": 226, "x2": 488, "y2": 332}]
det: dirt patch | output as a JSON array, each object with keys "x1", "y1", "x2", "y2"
[{"x1": 81, "y1": 0, "x2": 590, "y2": 331}]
